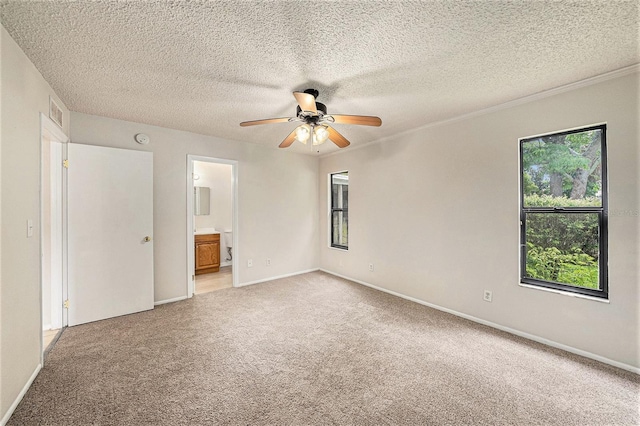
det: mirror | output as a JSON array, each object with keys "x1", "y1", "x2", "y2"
[{"x1": 194, "y1": 186, "x2": 210, "y2": 215}]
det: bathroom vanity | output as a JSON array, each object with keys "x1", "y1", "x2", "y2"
[{"x1": 195, "y1": 229, "x2": 220, "y2": 274}]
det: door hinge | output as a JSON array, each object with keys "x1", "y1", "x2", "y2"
[
  {"x1": 63, "y1": 159, "x2": 69, "y2": 169},
  {"x1": 192, "y1": 275, "x2": 195, "y2": 281},
  {"x1": 63, "y1": 299, "x2": 70, "y2": 309}
]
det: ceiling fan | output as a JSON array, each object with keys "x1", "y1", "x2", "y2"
[{"x1": 239, "y1": 89, "x2": 382, "y2": 149}]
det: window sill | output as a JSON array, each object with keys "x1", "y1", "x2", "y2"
[
  {"x1": 328, "y1": 245, "x2": 348, "y2": 252},
  {"x1": 518, "y1": 282, "x2": 610, "y2": 303}
]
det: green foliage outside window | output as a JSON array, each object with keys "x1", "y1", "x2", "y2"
[
  {"x1": 524, "y1": 213, "x2": 599, "y2": 289},
  {"x1": 522, "y1": 130, "x2": 602, "y2": 204}
]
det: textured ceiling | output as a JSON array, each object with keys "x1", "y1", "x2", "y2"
[{"x1": 1, "y1": 1, "x2": 638, "y2": 155}]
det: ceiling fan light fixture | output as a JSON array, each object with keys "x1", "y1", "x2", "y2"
[
  {"x1": 313, "y1": 125, "x2": 329, "y2": 145},
  {"x1": 295, "y1": 124, "x2": 311, "y2": 143}
]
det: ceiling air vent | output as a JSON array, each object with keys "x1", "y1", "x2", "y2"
[{"x1": 49, "y1": 96, "x2": 63, "y2": 128}]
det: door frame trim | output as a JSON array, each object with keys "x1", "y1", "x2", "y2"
[
  {"x1": 39, "y1": 113, "x2": 69, "y2": 364},
  {"x1": 186, "y1": 155, "x2": 239, "y2": 296}
]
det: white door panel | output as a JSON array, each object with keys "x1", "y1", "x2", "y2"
[{"x1": 68, "y1": 143, "x2": 153, "y2": 326}]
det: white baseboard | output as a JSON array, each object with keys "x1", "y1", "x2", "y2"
[
  {"x1": 42, "y1": 324, "x2": 52, "y2": 331},
  {"x1": 237, "y1": 268, "x2": 320, "y2": 288},
  {"x1": 320, "y1": 269, "x2": 640, "y2": 375},
  {"x1": 1, "y1": 363, "x2": 42, "y2": 426},
  {"x1": 220, "y1": 261, "x2": 232, "y2": 267},
  {"x1": 154, "y1": 295, "x2": 188, "y2": 306}
]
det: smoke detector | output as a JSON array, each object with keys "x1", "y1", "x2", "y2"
[{"x1": 135, "y1": 133, "x2": 150, "y2": 145}]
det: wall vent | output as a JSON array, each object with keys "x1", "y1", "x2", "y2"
[{"x1": 49, "y1": 96, "x2": 63, "y2": 128}]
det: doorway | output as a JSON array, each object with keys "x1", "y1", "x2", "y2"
[
  {"x1": 187, "y1": 156, "x2": 238, "y2": 296},
  {"x1": 40, "y1": 113, "x2": 68, "y2": 358}
]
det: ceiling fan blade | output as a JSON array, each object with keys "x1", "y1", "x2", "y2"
[
  {"x1": 293, "y1": 91, "x2": 317, "y2": 114},
  {"x1": 279, "y1": 128, "x2": 298, "y2": 148},
  {"x1": 330, "y1": 114, "x2": 382, "y2": 127},
  {"x1": 327, "y1": 126, "x2": 351, "y2": 148},
  {"x1": 239, "y1": 117, "x2": 292, "y2": 127}
]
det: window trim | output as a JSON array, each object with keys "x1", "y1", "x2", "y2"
[
  {"x1": 519, "y1": 123, "x2": 608, "y2": 299},
  {"x1": 329, "y1": 170, "x2": 349, "y2": 250}
]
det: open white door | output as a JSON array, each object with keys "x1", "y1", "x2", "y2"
[{"x1": 67, "y1": 143, "x2": 153, "y2": 326}]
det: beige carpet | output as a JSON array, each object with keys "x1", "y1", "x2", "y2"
[{"x1": 9, "y1": 271, "x2": 639, "y2": 425}]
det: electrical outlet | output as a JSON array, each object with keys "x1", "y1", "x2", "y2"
[
  {"x1": 483, "y1": 290, "x2": 492, "y2": 302},
  {"x1": 369, "y1": 263, "x2": 374, "y2": 272},
  {"x1": 247, "y1": 259, "x2": 253, "y2": 268},
  {"x1": 266, "y1": 258, "x2": 271, "y2": 266}
]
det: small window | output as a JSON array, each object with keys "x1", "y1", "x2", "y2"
[
  {"x1": 330, "y1": 171, "x2": 348, "y2": 249},
  {"x1": 520, "y1": 124, "x2": 607, "y2": 298}
]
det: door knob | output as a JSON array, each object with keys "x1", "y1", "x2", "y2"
[{"x1": 144, "y1": 236, "x2": 152, "y2": 242}]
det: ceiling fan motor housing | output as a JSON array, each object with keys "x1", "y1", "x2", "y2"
[
  {"x1": 297, "y1": 102, "x2": 327, "y2": 125},
  {"x1": 303, "y1": 88, "x2": 319, "y2": 98}
]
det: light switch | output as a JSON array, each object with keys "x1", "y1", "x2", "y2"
[{"x1": 27, "y1": 219, "x2": 34, "y2": 237}]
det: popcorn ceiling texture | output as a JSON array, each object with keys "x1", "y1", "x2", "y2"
[{"x1": 0, "y1": 1, "x2": 638, "y2": 154}]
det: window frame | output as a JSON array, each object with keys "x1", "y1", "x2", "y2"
[
  {"x1": 329, "y1": 171, "x2": 349, "y2": 250},
  {"x1": 519, "y1": 124, "x2": 608, "y2": 299}
]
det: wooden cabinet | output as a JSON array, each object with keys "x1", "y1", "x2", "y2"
[{"x1": 195, "y1": 233, "x2": 220, "y2": 274}]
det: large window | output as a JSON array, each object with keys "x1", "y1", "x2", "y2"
[
  {"x1": 330, "y1": 171, "x2": 348, "y2": 249},
  {"x1": 519, "y1": 124, "x2": 607, "y2": 299}
]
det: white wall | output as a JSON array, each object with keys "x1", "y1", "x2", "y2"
[
  {"x1": 319, "y1": 71, "x2": 640, "y2": 369},
  {"x1": 0, "y1": 25, "x2": 70, "y2": 420},
  {"x1": 70, "y1": 112, "x2": 319, "y2": 301}
]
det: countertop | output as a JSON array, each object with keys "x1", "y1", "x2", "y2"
[{"x1": 194, "y1": 228, "x2": 220, "y2": 235}]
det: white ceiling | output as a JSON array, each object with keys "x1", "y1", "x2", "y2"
[{"x1": 1, "y1": 1, "x2": 638, "y2": 155}]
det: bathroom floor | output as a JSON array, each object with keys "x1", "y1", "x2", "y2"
[{"x1": 195, "y1": 266, "x2": 232, "y2": 294}]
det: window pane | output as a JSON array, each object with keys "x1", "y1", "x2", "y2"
[
  {"x1": 332, "y1": 211, "x2": 348, "y2": 246},
  {"x1": 522, "y1": 128, "x2": 602, "y2": 208},
  {"x1": 331, "y1": 172, "x2": 348, "y2": 209},
  {"x1": 525, "y1": 212, "x2": 600, "y2": 289},
  {"x1": 341, "y1": 185, "x2": 348, "y2": 209}
]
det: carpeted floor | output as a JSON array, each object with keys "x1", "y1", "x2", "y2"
[{"x1": 9, "y1": 271, "x2": 639, "y2": 425}]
